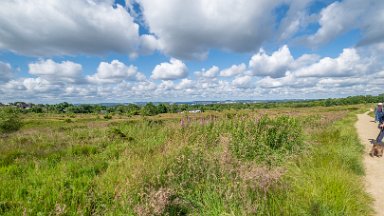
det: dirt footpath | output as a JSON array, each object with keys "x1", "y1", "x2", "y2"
[{"x1": 356, "y1": 112, "x2": 384, "y2": 216}]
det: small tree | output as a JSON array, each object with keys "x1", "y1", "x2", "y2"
[
  {"x1": 157, "y1": 103, "x2": 168, "y2": 114},
  {"x1": 141, "y1": 103, "x2": 158, "y2": 116},
  {"x1": 0, "y1": 107, "x2": 22, "y2": 133}
]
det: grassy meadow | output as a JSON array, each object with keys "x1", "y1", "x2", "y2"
[{"x1": 0, "y1": 105, "x2": 373, "y2": 215}]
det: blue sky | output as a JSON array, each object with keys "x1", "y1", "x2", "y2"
[{"x1": 0, "y1": 0, "x2": 383, "y2": 103}]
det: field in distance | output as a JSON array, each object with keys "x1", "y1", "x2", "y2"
[{"x1": 0, "y1": 105, "x2": 373, "y2": 215}]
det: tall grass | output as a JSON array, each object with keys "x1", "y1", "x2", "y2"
[
  {"x1": 0, "y1": 107, "x2": 22, "y2": 134},
  {"x1": 279, "y1": 112, "x2": 372, "y2": 215},
  {"x1": 0, "y1": 106, "x2": 373, "y2": 215}
]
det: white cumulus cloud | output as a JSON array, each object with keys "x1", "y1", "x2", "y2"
[
  {"x1": 87, "y1": 60, "x2": 144, "y2": 84},
  {"x1": 151, "y1": 58, "x2": 188, "y2": 80},
  {"x1": 220, "y1": 64, "x2": 246, "y2": 77},
  {"x1": 138, "y1": 0, "x2": 286, "y2": 59},
  {"x1": 306, "y1": 0, "x2": 384, "y2": 47},
  {"x1": 294, "y1": 48, "x2": 366, "y2": 77},
  {"x1": 249, "y1": 45, "x2": 294, "y2": 78},
  {"x1": 0, "y1": 0, "x2": 157, "y2": 56},
  {"x1": 28, "y1": 59, "x2": 83, "y2": 83},
  {"x1": 232, "y1": 75, "x2": 253, "y2": 88},
  {"x1": 195, "y1": 66, "x2": 219, "y2": 78},
  {"x1": 175, "y1": 79, "x2": 194, "y2": 90}
]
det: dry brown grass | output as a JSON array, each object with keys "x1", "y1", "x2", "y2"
[
  {"x1": 239, "y1": 164, "x2": 285, "y2": 193},
  {"x1": 134, "y1": 187, "x2": 173, "y2": 216}
]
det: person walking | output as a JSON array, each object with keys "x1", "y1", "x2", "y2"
[
  {"x1": 375, "y1": 102, "x2": 384, "y2": 123},
  {"x1": 370, "y1": 109, "x2": 384, "y2": 156}
]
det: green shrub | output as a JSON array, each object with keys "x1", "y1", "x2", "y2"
[
  {"x1": 107, "y1": 128, "x2": 126, "y2": 139},
  {"x1": 144, "y1": 119, "x2": 164, "y2": 126},
  {"x1": 104, "y1": 114, "x2": 112, "y2": 119},
  {"x1": 70, "y1": 145, "x2": 99, "y2": 156},
  {"x1": 231, "y1": 115, "x2": 303, "y2": 164},
  {"x1": 0, "y1": 107, "x2": 22, "y2": 133}
]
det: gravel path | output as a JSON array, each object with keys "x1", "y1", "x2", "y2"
[{"x1": 355, "y1": 112, "x2": 384, "y2": 216}]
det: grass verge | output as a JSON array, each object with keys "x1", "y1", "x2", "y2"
[{"x1": 279, "y1": 110, "x2": 373, "y2": 215}]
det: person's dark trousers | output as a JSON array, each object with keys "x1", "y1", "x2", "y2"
[{"x1": 377, "y1": 128, "x2": 384, "y2": 144}]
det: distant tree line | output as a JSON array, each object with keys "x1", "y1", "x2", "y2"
[{"x1": 1, "y1": 94, "x2": 384, "y2": 116}]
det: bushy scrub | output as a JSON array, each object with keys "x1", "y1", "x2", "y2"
[
  {"x1": 0, "y1": 107, "x2": 22, "y2": 133},
  {"x1": 103, "y1": 114, "x2": 112, "y2": 119},
  {"x1": 231, "y1": 115, "x2": 303, "y2": 164}
]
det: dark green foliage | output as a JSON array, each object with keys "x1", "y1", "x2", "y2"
[
  {"x1": 0, "y1": 151, "x2": 26, "y2": 166},
  {"x1": 3, "y1": 93, "x2": 384, "y2": 116},
  {"x1": 144, "y1": 119, "x2": 164, "y2": 126},
  {"x1": 0, "y1": 107, "x2": 22, "y2": 133},
  {"x1": 157, "y1": 103, "x2": 168, "y2": 114},
  {"x1": 103, "y1": 114, "x2": 112, "y2": 119},
  {"x1": 115, "y1": 104, "x2": 140, "y2": 115},
  {"x1": 64, "y1": 118, "x2": 73, "y2": 123},
  {"x1": 107, "y1": 128, "x2": 126, "y2": 139},
  {"x1": 71, "y1": 145, "x2": 99, "y2": 156},
  {"x1": 141, "y1": 102, "x2": 158, "y2": 116}
]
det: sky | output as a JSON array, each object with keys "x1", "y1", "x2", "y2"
[{"x1": 0, "y1": 0, "x2": 383, "y2": 103}]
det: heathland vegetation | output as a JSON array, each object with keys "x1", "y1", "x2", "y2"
[{"x1": 0, "y1": 96, "x2": 374, "y2": 215}]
